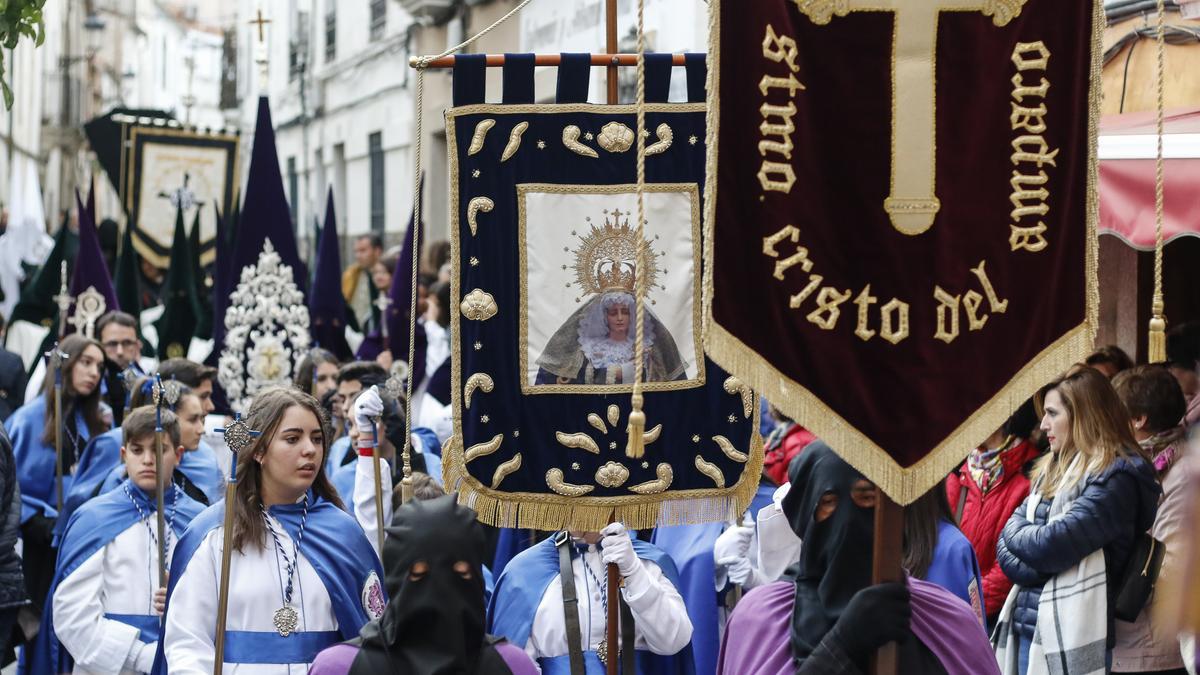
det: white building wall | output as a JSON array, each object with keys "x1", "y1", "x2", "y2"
[{"x1": 236, "y1": 0, "x2": 417, "y2": 262}]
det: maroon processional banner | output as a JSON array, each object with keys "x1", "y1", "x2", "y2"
[{"x1": 704, "y1": 0, "x2": 1101, "y2": 503}]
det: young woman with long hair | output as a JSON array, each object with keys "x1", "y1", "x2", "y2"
[
  {"x1": 995, "y1": 368, "x2": 1161, "y2": 675},
  {"x1": 156, "y1": 387, "x2": 384, "y2": 674},
  {"x1": 5, "y1": 334, "x2": 109, "y2": 609},
  {"x1": 902, "y1": 478, "x2": 985, "y2": 625}
]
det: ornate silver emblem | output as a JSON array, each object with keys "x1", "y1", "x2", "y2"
[
  {"x1": 219, "y1": 241, "x2": 310, "y2": 411},
  {"x1": 68, "y1": 286, "x2": 108, "y2": 338},
  {"x1": 272, "y1": 604, "x2": 299, "y2": 637},
  {"x1": 152, "y1": 378, "x2": 183, "y2": 407},
  {"x1": 221, "y1": 417, "x2": 257, "y2": 454}
]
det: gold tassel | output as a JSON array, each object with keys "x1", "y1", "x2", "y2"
[
  {"x1": 400, "y1": 474, "x2": 414, "y2": 504},
  {"x1": 626, "y1": 393, "x2": 646, "y2": 459},
  {"x1": 1147, "y1": 0, "x2": 1168, "y2": 365},
  {"x1": 1148, "y1": 294, "x2": 1167, "y2": 363}
]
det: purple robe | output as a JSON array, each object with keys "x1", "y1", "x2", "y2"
[
  {"x1": 717, "y1": 578, "x2": 1000, "y2": 675},
  {"x1": 308, "y1": 642, "x2": 539, "y2": 675}
]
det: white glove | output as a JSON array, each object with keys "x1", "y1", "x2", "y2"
[
  {"x1": 599, "y1": 522, "x2": 641, "y2": 577},
  {"x1": 353, "y1": 386, "x2": 384, "y2": 442},
  {"x1": 713, "y1": 525, "x2": 753, "y2": 564},
  {"x1": 716, "y1": 556, "x2": 765, "y2": 589}
]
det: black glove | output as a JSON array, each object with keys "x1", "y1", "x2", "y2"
[{"x1": 834, "y1": 582, "x2": 911, "y2": 656}]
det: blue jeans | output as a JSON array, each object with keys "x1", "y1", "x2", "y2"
[{"x1": 1017, "y1": 633, "x2": 1032, "y2": 675}]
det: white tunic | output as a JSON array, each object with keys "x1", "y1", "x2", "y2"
[
  {"x1": 53, "y1": 516, "x2": 174, "y2": 674},
  {"x1": 756, "y1": 482, "x2": 802, "y2": 581},
  {"x1": 526, "y1": 545, "x2": 692, "y2": 662},
  {"x1": 162, "y1": 515, "x2": 337, "y2": 675}
]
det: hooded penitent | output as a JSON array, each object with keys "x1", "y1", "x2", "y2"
[
  {"x1": 349, "y1": 495, "x2": 511, "y2": 675},
  {"x1": 781, "y1": 442, "x2": 947, "y2": 673}
]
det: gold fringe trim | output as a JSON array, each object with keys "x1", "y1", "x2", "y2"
[
  {"x1": 699, "y1": 0, "x2": 1100, "y2": 505},
  {"x1": 443, "y1": 424, "x2": 765, "y2": 532},
  {"x1": 706, "y1": 322, "x2": 1091, "y2": 505}
]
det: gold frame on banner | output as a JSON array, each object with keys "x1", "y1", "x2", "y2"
[{"x1": 443, "y1": 103, "x2": 764, "y2": 531}]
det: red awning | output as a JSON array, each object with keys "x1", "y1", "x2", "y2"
[{"x1": 1099, "y1": 107, "x2": 1200, "y2": 250}]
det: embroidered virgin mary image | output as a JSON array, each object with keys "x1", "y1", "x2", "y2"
[{"x1": 533, "y1": 234, "x2": 686, "y2": 386}]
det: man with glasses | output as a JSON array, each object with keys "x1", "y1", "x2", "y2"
[
  {"x1": 96, "y1": 311, "x2": 147, "y2": 426},
  {"x1": 96, "y1": 312, "x2": 144, "y2": 373}
]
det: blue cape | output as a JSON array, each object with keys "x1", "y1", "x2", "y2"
[
  {"x1": 54, "y1": 427, "x2": 122, "y2": 541},
  {"x1": 488, "y1": 535, "x2": 695, "y2": 675},
  {"x1": 4, "y1": 397, "x2": 98, "y2": 523},
  {"x1": 927, "y1": 519, "x2": 986, "y2": 626},
  {"x1": 649, "y1": 484, "x2": 775, "y2": 675},
  {"x1": 55, "y1": 435, "x2": 226, "y2": 544},
  {"x1": 651, "y1": 523, "x2": 724, "y2": 675},
  {"x1": 329, "y1": 428, "x2": 443, "y2": 504},
  {"x1": 150, "y1": 494, "x2": 385, "y2": 673},
  {"x1": 177, "y1": 440, "x2": 225, "y2": 504},
  {"x1": 24, "y1": 480, "x2": 204, "y2": 675},
  {"x1": 324, "y1": 436, "x2": 352, "y2": 477}
]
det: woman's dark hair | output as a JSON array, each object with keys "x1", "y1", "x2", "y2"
[
  {"x1": 293, "y1": 348, "x2": 339, "y2": 394},
  {"x1": 1085, "y1": 345, "x2": 1134, "y2": 375},
  {"x1": 157, "y1": 358, "x2": 218, "y2": 388},
  {"x1": 1001, "y1": 398, "x2": 1038, "y2": 440},
  {"x1": 336, "y1": 360, "x2": 387, "y2": 387},
  {"x1": 432, "y1": 281, "x2": 451, "y2": 328},
  {"x1": 231, "y1": 387, "x2": 342, "y2": 552},
  {"x1": 42, "y1": 334, "x2": 108, "y2": 445},
  {"x1": 902, "y1": 478, "x2": 956, "y2": 580},
  {"x1": 375, "y1": 251, "x2": 399, "y2": 276},
  {"x1": 1112, "y1": 365, "x2": 1186, "y2": 436},
  {"x1": 422, "y1": 239, "x2": 451, "y2": 277}
]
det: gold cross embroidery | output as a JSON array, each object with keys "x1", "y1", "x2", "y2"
[{"x1": 792, "y1": 0, "x2": 1028, "y2": 235}]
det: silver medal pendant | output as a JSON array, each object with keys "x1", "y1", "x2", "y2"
[{"x1": 273, "y1": 604, "x2": 299, "y2": 637}]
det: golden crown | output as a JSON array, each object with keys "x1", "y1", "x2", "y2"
[{"x1": 570, "y1": 209, "x2": 660, "y2": 300}]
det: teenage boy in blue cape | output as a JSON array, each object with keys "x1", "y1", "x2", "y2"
[{"x1": 25, "y1": 406, "x2": 204, "y2": 674}]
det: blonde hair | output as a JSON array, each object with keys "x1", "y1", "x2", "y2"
[{"x1": 1031, "y1": 367, "x2": 1145, "y2": 497}]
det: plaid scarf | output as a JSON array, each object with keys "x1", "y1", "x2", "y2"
[
  {"x1": 993, "y1": 458, "x2": 1107, "y2": 675},
  {"x1": 968, "y1": 438, "x2": 1012, "y2": 494}
]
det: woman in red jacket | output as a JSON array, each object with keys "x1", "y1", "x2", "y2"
[
  {"x1": 946, "y1": 400, "x2": 1042, "y2": 628},
  {"x1": 761, "y1": 404, "x2": 817, "y2": 486}
]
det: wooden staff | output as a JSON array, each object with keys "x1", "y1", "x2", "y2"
[
  {"x1": 871, "y1": 493, "x2": 905, "y2": 675},
  {"x1": 213, "y1": 415, "x2": 258, "y2": 675},
  {"x1": 605, "y1": 4, "x2": 621, "y2": 672},
  {"x1": 153, "y1": 375, "x2": 168, "y2": 583},
  {"x1": 212, "y1": 461, "x2": 237, "y2": 675},
  {"x1": 47, "y1": 346, "x2": 66, "y2": 513}
]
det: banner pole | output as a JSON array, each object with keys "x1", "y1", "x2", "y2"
[
  {"x1": 605, "y1": 5, "x2": 620, "y2": 674},
  {"x1": 870, "y1": 493, "x2": 904, "y2": 675}
]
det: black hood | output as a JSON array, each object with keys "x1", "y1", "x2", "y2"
[
  {"x1": 781, "y1": 442, "x2": 875, "y2": 664},
  {"x1": 352, "y1": 495, "x2": 505, "y2": 675}
]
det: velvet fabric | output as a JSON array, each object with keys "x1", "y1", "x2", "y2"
[
  {"x1": 447, "y1": 56, "x2": 757, "y2": 516},
  {"x1": 709, "y1": 0, "x2": 1097, "y2": 469}
]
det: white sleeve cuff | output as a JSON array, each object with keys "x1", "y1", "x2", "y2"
[{"x1": 131, "y1": 641, "x2": 156, "y2": 673}]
